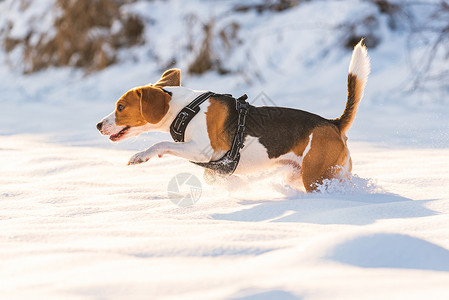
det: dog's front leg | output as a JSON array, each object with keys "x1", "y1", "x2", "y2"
[{"x1": 127, "y1": 141, "x2": 208, "y2": 165}]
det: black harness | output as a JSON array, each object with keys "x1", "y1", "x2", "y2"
[{"x1": 169, "y1": 92, "x2": 250, "y2": 175}]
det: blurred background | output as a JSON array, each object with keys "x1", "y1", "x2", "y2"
[{"x1": 1, "y1": 0, "x2": 448, "y2": 148}]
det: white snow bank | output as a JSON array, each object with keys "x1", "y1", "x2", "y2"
[{"x1": 325, "y1": 233, "x2": 449, "y2": 271}]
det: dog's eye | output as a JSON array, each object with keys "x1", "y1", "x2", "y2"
[{"x1": 117, "y1": 104, "x2": 125, "y2": 112}]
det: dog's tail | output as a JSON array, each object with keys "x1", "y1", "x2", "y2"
[{"x1": 333, "y1": 40, "x2": 370, "y2": 134}]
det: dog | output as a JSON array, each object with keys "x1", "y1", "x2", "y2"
[{"x1": 97, "y1": 40, "x2": 370, "y2": 192}]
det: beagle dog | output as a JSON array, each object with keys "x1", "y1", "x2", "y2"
[{"x1": 97, "y1": 41, "x2": 370, "y2": 192}]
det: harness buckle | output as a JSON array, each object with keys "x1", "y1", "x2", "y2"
[{"x1": 236, "y1": 94, "x2": 249, "y2": 112}]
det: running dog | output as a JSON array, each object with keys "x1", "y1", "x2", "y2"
[{"x1": 97, "y1": 40, "x2": 370, "y2": 192}]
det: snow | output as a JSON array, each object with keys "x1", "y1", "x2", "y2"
[
  {"x1": 0, "y1": 0, "x2": 58, "y2": 41},
  {"x1": 1, "y1": 138, "x2": 449, "y2": 300},
  {"x1": 2, "y1": 136, "x2": 449, "y2": 299},
  {"x1": 1, "y1": 0, "x2": 449, "y2": 299}
]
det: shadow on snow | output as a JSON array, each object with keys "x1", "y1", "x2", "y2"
[{"x1": 212, "y1": 192, "x2": 438, "y2": 226}]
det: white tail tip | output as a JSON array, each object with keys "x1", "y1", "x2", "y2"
[{"x1": 348, "y1": 39, "x2": 370, "y2": 81}]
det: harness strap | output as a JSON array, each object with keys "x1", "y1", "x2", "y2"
[
  {"x1": 170, "y1": 91, "x2": 215, "y2": 143},
  {"x1": 192, "y1": 94, "x2": 249, "y2": 175},
  {"x1": 169, "y1": 91, "x2": 250, "y2": 175}
]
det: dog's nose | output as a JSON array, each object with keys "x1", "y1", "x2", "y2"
[{"x1": 96, "y1": 122, "x2": 103, "y2": 131}]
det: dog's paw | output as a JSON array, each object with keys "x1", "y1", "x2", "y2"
[{"x1": 127, "y1": 152, "x2": 151, "y2": 165}]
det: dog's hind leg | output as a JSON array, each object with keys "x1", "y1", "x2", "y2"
[
  {"x1": 301, "y1": 126, "x2": 350, "y2": 192},
  {"x1": 275, "y1": 160, "x2": 305, "y2": 192},
  {"x1": 284, "y1": 170, "x2": 305, "y2": 191}
]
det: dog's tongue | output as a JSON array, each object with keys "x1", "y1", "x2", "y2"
[
  {"x1": 109, "y1": 126, "x2": 129, "y2": 141},
  {"x1": 109, "y1": 134, "x2": 120, "y2": 141}
]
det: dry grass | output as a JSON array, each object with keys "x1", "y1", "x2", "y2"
[
  {"x1": 234, "y1": 0, "x2": 303, "y2": 13},
  {"x1": 3, "y1": 0, "x2": 144, "y2": 73},
  {"x1": 188, "y1": 19, "x2": 241, "y2": 75},
  {"x1": 188, "y1": 22, "x2": 214, "y2": 75}
]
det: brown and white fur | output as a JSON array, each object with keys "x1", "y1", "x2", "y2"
[{"x1": 97, "y1": 41, "x2": 370, "y2": 192}]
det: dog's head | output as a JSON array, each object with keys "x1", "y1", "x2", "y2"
[{"x1": 96, "y1": 69, "x2": 180, "y2": 141}]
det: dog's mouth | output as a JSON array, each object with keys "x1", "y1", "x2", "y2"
[{"x1": 109, "y1": 126, "x2": 130, "y2": 141}]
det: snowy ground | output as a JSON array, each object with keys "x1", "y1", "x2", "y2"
[
  {"x1": 1, "y1": 134, "x2": 449, "y2": 300},
  {"x1": 2, "y1": 0, "x2": 449, "y2": 299}
]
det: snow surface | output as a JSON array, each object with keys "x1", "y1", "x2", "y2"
[{"x1": 1, "y1": 1, "x2": 449, "y2": 299}]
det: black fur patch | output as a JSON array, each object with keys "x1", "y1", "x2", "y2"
[{"x1": 212, "y1": 94, "x2": 333, "y2": 159}]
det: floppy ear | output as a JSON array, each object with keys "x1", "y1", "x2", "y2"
[
  {"x1": 153, "y1": 69, "x2": 181, "y2": 88},
  {"x1": 138, "y1": 86, "x2": 171, "y2": 124}
]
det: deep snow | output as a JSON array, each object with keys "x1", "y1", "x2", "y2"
[
  {"x1": 1, "y1": 136, "x2": 449, "y2": 300},
  {"x1": 1, "y1": 0, "x2": 449, "y2": 299}
]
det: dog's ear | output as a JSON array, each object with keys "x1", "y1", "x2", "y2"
[
  {"x1": 153, "y1": 69, "x2": 181, "y2": 88},
  {"x1": 138, "y1": 86, "x2": 171, "y2": 124}
]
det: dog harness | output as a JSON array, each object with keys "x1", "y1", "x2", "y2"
[{"x1": 169, "y1": 92, "x2": 250, "y2": 175}]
